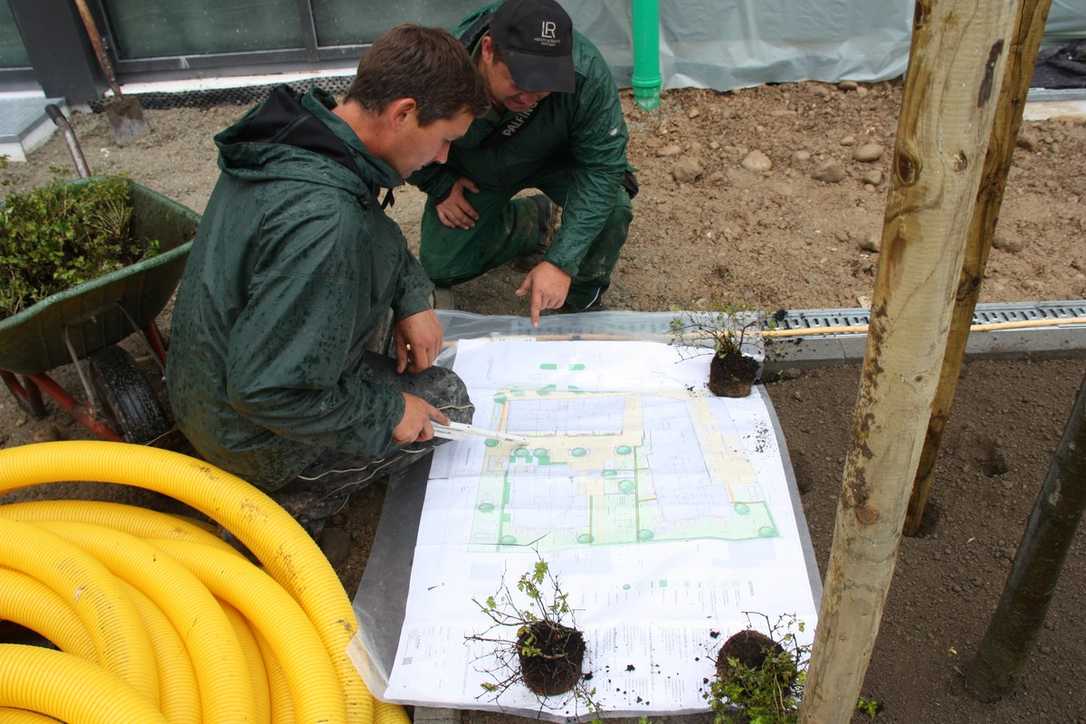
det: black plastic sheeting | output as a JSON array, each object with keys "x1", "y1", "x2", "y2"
[{"x1": 1032, "y1": 40, "x2": 1086, "y2": 90}]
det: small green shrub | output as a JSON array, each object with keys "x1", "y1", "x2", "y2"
[
  {"x1": 0, "y1": 177, "x2": 159, "y2": 317},
  {"x1": 706, "y1": 614, "x2": 881, "y2": 723}
]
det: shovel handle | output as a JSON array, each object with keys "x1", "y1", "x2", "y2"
[{"x1": 72, "y1": 0, "x2": 124, "y2": 98}]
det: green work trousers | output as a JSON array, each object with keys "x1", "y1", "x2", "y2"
[{"x1": 419, "y1": 168, "x2": 632, "y2": 310}]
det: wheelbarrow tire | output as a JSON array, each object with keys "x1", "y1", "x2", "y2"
[{"x1": 89, "y1": 346, "x2": 170, "y2": 444}]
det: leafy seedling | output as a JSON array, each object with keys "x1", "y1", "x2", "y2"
[
  {"x1": 705, "y1": 613, "x2": 880, "y2": 723},
  {"x1": 468, "y1": 554, "x2": 599, "y2": 718},
  {"x1": 670, "y1": 304, "x2": 762, "y2": 397}
]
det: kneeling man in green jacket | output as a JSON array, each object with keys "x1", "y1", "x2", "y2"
[
  {"x1": 166, "y1": 26, "x2": 489, "y2": 527},
  {"x1": 410, "y1": 0, "x2": 635, "y2": 326}
]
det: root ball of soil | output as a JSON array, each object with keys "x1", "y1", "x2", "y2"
[
  {"x1": 709, "y1": 352, "x2": 760, "y2": 397},
  {"x1": 715, "y1": 630, "x2": 795, "y2": 694},
  {"x1": 517, "y1": 621, "x2": 586, "y2": 696}
]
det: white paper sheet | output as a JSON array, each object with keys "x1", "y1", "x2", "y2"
[{"x1": 384, "y1": 339, "x2": 818, "y2": 719}]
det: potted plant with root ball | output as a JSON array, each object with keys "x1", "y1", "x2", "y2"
[
  {"x1": 467, "y1": 557, "x2": 598, "y2": 715},
  {"x1": 707, "y1": 613, "x2": 882, "y2": 723},
  {"x1": 670, "y1": 306, "x2": 762, "y2": 397}
]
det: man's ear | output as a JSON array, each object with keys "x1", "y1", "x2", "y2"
[
  {"x1": 480, "y1": 34, "x2": 494, "y2": 65},
  {"x1": 385, "y1": 98, "x2": 418, "y2": 128}
]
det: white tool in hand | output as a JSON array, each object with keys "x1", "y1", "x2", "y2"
[{"x1": 432, "y1": 421, "x2": 528, "y2": 445}]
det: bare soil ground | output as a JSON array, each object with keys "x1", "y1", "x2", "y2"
[
  {"x1": 3, "y1": 82, "x2": 1085, "y2": 314},
  {"x1": 2, "y1": 82, "x2": 1086, "y2": 722}
]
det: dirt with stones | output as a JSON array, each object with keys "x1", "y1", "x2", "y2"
[{"x1": 2, "y1": 81, "x2": 1086, "y2": 722}]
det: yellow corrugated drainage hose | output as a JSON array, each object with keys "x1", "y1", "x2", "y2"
[{"x1": 0, "y1": 440, "x2": 410, "y2": 724}]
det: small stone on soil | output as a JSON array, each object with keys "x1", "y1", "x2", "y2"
[
  {"x1": 980, "y1": 440, "x2": 1010, "y2": 477},
  {"x1": 688, "y1": 107, "x2": 701, "y2": 119},
  {"x1": 793, "y1": 150, "x2": 811, "y2": 162},
  {"x1": 1016, "y1": 129, "x2": 1041, "y2": 151},
  {"x1": 992, "y1": 235, "x2": 1025, "y2": 254},
  {"x1": 672, "y1": 156, "x2": 704, "y2": 183},
  {"x1": 840, "y1": 135, "x2": 856, "y2": 146},
  {"x1": 657, "y1": 143, "x2": 682, "y2": 157},
  {"x1": 741, "y1": 150, "x2": 773, "y2": 173},
  {"x1": 863, "y1": 169, "x2": 884, "y2": 185},
  {"x1": 812, "y1": 161, "x2": 847, "y2": 183},
  {"x1": 853, "y1": 143, "x2": 885, "y2": 162},
  {"x1": 858, "y1": 234, "x2": 881, "y2": 253},
  {"x1": 838, "y1": 80, "x2": 859, "y2": 91},
  {"x1": 30, "y1": 425, "x2": 63, "y2": 443}
]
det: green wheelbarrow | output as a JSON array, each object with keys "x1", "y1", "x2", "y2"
[{"x1": 0, "y1": 177, "x2": 200, "y2": 442}]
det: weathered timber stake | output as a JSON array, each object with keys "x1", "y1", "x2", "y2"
[
  {"x1": 798, "y1": 1, "x2": 1022, "y2": 721},
  {"x1": 963, "y1": 373, "x2": 1086, "y2": 701},
  {"x1": 904, "y1": 0, "x2": 1054, "y2": 537}
]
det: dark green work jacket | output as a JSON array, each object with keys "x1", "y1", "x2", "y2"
[
  {"x1": 167, "y1": 87, "x2": 432, "y2": 489},
  {"x1": 410, "y1": 4, "x2": 630, "y2": 278}
]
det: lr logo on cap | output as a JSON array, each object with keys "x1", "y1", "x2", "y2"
[{"x1": 541, "y1": 20, "x2": 557, "y2": 39}]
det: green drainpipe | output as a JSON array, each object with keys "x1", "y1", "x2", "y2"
[{"x1": 631, "y1": 0, "x2": 661, "y2": 110}]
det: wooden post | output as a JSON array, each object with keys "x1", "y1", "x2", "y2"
[
  {"x1": 904, "y1": 0, "x2": 1054, "y2": 537},
  {"x1": 962, "y1": 372, "x2": 1086, "y2": 701},
  {"x1": 797, "y1": 2, "x2": 1021, "y2": 722}
]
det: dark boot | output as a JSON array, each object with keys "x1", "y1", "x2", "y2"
[{"x1": 511, "y1": 194, "x2": 558, "y2": 272}]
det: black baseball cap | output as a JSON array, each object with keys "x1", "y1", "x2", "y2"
[{"x1": 490, "y1": 0, "x2": 575, "y2": 93}]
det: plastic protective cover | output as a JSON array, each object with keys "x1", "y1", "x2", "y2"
[
  {"x1": 564, "y1": 0, "x2": 1084, "y2": 93},
  {"x1": 350, "y1": 311, "x2": 821, "y2": 712}
]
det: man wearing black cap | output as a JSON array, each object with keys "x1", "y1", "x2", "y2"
[{"x1": 409, "y1": 0, "x2": 634, "y2": 326}]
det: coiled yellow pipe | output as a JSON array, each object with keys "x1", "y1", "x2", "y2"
[
  {"x1": 149, "y1": 538, "x2": 346, "y2": 724},
  {"x1": 0, "y1": 707, "x2": 63, "y2": 723},
  {"x1": 256, "y1": 630, "x2": 295, "y2": 724},
  {"x1": 0, "y1": 441, "x2": 404, "y2": 724},
  {"x1": 0, "y1": 500, "x2": 240, "y2": 556},
  {"x1": 119, "y1": 581, "x2": 201, "y2": 724},
  {"x1": 0, "y1": 518, "x2": 159, "y2": 706},
  {"x1": 0, "y1": 568, "x2": 95, "y2": 661},
  {"x1": 221, "y1": 602, "x2": 271, "y2": 724},
  {"x1": 30, "y1": 521, "x2": 253, "y2": 724},
  {"x1": 0, "y1": 644, "x2": 167, "y2": 723}
]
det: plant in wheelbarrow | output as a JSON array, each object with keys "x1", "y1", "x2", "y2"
[
  {"x1": 0, "y1": 177, "x2": 160, "y2": 317},
  {"x1": 670, "y1": 304, "x2": 762, "y2": 397},
  {"x1": 467, "y1": 556, "x2": 598, "y2": 717},
  {"x1": 0, "y1": 176, "x2": 198, "y2": 443}
]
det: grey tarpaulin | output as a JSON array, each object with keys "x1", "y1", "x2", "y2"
[
  {"x1": 1047, "y1": 0, "x2": 1086, "y2": 44},
  {"x1": 561, "y1": 0, "x2": 1085, "y2": 93},
  {"x1": 349, "y1": 311, "x2": 821, "y2": 706}
]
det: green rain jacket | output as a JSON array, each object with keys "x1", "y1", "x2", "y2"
[
  {"x1": 409, "y1": 4, "x2": 630, "y2": 278},
  {"x1": 166, "y1": 86, "x2": 433, "y2": 490}
]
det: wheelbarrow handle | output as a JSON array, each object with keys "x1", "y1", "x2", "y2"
[{"x1": 45, "y1": 103, "x2": 92, "y2": 180}]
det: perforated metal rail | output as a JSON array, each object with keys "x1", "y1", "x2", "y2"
[
  {"x1": 764, "y1": 299, "x2": 1086, "y2": 369},
  {"x1": 774, "y1": 299, "x2": 1086, "y2": 333}
]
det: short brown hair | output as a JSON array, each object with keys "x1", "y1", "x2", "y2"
[{"x1": 347, "y1": 25, "x2": 489, "y2": 126}]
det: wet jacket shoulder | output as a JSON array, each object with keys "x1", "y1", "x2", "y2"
[
  {"x1": 166, "y1": 87, "x2": 433, "y2": 489},
  {"x1": 409, "y1": 4, "x2": 629, "y2": 278}
]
